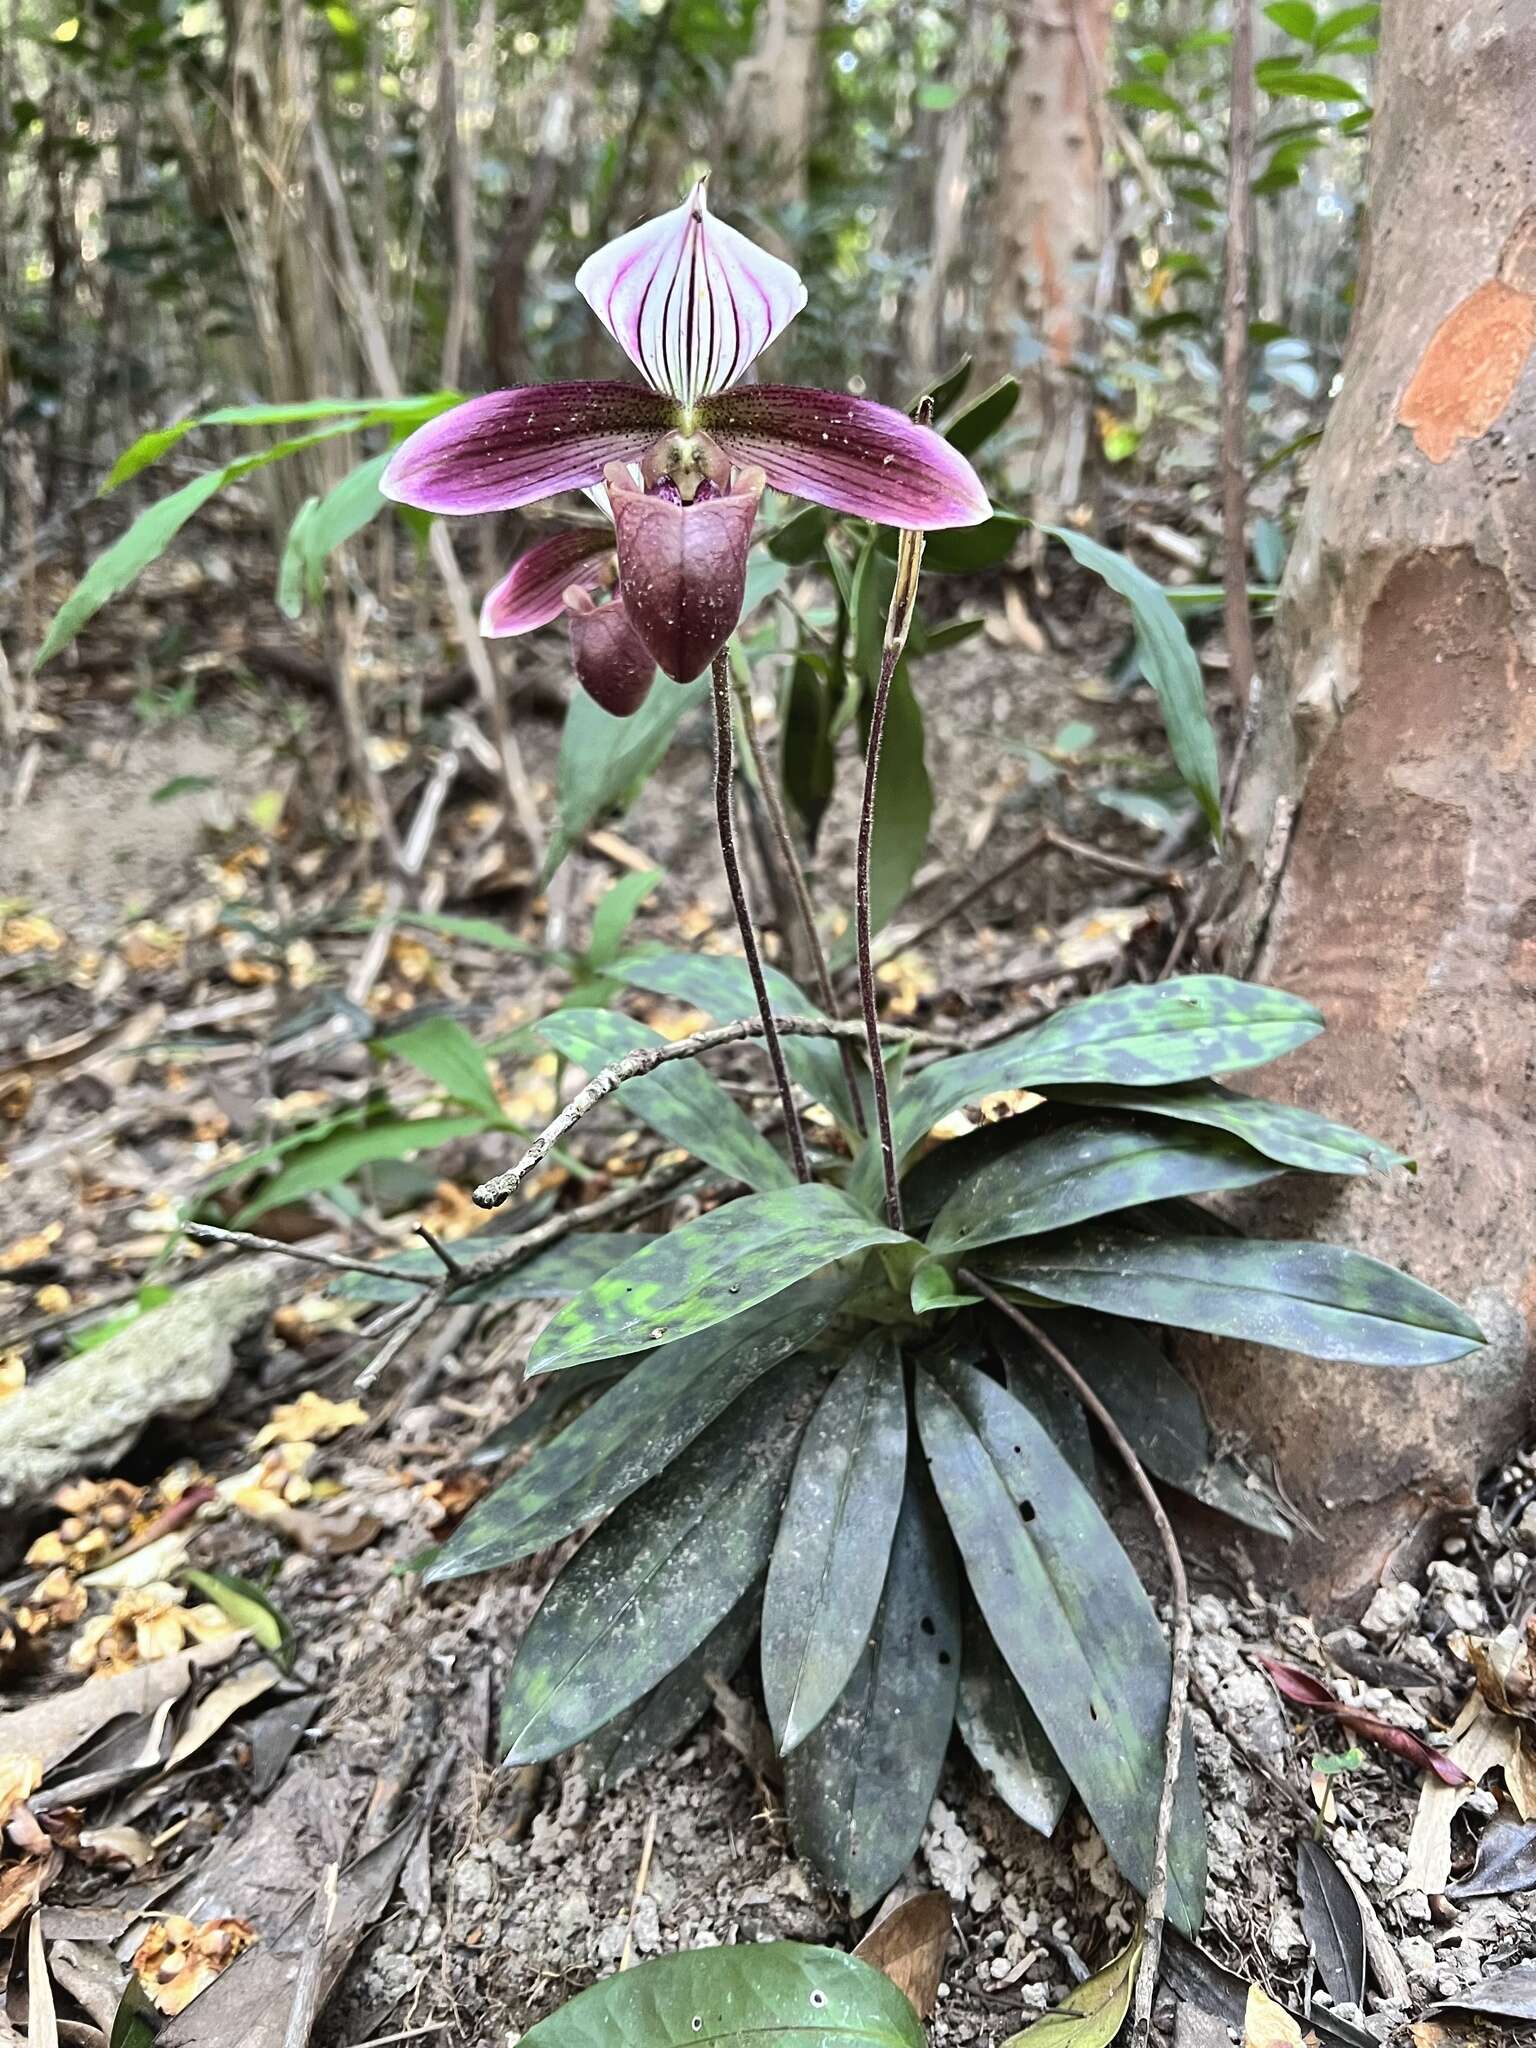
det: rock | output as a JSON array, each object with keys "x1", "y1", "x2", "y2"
[
  {"x1": 1361, "y1": 1582, "x2": 1422, "y2": 1640},
  {"x1": 0, "y1": 1258, "x2": 282, "y2": 1513}
]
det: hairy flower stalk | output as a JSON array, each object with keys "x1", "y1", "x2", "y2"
[
  {"x1": 859, "y1": 501, "x2": 929, "y2": 1232},
  {"x1": 710, "y1": 651, "x2": 812, "y2": 1183}
]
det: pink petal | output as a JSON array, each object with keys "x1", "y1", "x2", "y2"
[
  {"x1": 606, "y1": 466, "x2": 763, "y2": 683},
  {"x1": 575, "y1": 178, "x2": 807, "y2": 408},
  {"x1": 480, "y1": 529, "x2": 615, "y2": 637},
  {"x1": 697, "y1": 386, "x2": 992, "y2": 529},
  {"x1": 565, "y1": 590, "x2": 657, "y2": 717},
  {"x1": 381, "y1": 383, "x2": 675, "y2": 515}
]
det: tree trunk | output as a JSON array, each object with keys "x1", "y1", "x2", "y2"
[
  {"x1": 981, "y1": 0, "x2": 1110, "y2": 500},
  {"x1": 1202, "y1": 0, "x2": 1536, "y2": 1610},
  {"x1": 725, "y1": 0, "x2": 824, "y2": 211}
]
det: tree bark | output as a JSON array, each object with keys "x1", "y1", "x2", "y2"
[
  {"x1": 981, "y1": 0, "x2": 1110, "y2": 498},
  {"x1": 725, "y1": 0, "x2": 825, "y2": 211},
  {"x1": 1202, "y1": 0, "x2": 1536, "y2": 1610}
]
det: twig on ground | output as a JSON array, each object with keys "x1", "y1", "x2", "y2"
[
  {"x1": 281, "y1": 1862, "x2": 340, "y2": 2048},
  {"x1": 182, "y1": 1222, "x2": 427, "y2": 1288},
  {"x1": 964, "y1": 1275, "x2": 1190, "y2": 2048},
  {"x1": 618, "y1": 1808, "x2": 659, "y2": 1973},
  {"x1": 470, "y1": 1013, "x2": 938, "y2": 1210},
  {"x1": 355, "y1": 1293, "x2": 438, "y2": 1392}
]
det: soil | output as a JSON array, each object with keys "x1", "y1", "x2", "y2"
[{"x1": 3, "y1": 510, "x2": 1532, "y2": 2048}]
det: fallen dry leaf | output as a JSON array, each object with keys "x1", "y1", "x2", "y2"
[
  {"x1": 0, "y1": 1635, "x2": 242, "y2": 1776},
  {"x1": 0, "y1": 1753, "x2": 43, "y2": 1826},
  {"x1": 1466, "y1": 1619, "x2": 1536, "y2": 1722},
  {"x1": 0, "y1": 1848, "x2": 60, "y2": 1935},
  {"x1": 69, "y1": 1582, "x2": 236, "y2": 1677},
  {"x1": 854, "y1": 1892, "x2": 951, "y2": 2021},
  {"x1": 251, "y1": 1390, "x2": 368, "y2": 1449},
  {"x1": 132, "y1": 1916, "x2": 256, "y2": 2016},
  {"x1": 1243, "y1": 1983, "x2": 1305, "y2": 2048},
  {"x1": 1003, "y1": 1928, "x2": 1142, "y2": 2048},
  {"x1": 1257, "y1": 1654, "x2": 1470, "y2": 1785},
  {"x1": 0, "y1": 1354, "x2": 26, "y2": 1401},
  {"x1": 1398, "y1": 1691, "x2": 1526, "y2": 1896}
]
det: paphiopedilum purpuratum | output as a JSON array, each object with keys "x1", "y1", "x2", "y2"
[{"x1": 381, "y1": 177, "x2": 991, "y2": 712}]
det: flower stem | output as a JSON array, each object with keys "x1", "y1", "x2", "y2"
[
  {"x1": 710, "y1": 651, "x2": 811, "y2": 1182},
  {"x1": 856, "y1": 522, "x2": 927, "y2": 1233},
  {"x1": 728, "y1": 654, "x2": 868, "y2": 1138}
]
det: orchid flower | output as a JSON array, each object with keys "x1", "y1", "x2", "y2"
[{"x1": 381, "y1": 177, "x2": 990, "y2": 713}]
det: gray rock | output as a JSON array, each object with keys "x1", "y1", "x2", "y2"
[{"x1": 0, "y1": 1257, "x2": 282, "y2": 1510}]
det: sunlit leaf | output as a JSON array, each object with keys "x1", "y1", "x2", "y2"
[{"x1": 381, "y1": 1015, "x2": 505, "y2": 1125}]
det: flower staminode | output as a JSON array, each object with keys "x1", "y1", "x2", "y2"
[{"x1": 382, "y1": 177, "x2": 990, "y2": 712}]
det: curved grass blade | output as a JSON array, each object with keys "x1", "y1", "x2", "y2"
[
  {"x1": 926, "y1": 1117, "x2": 1280, "y2": 1256},
  {"x1": 978, "y1": 1231, "x2": 1485, "y2": 1366},
  {"x1": 427, "y1": 1270, "x2": 852, "y2": 1580},
  {"x1": 852, "y1": 976, "x2": 1323, "y2": 1210},
  {"x1": 500, "y1": 1358, "x2": 823, "y2": 1763},
  {"x1": 785, "y1": 1474, "x2": 961, "y2": 1914},
  {"x1": 582, "y1": 1582, "x2": 761, "y2": 1791},
  {"x1": 914, "y1": 1359, "x2": 1206, "y2": 1930},
  {"x1": 538, "y1": 1007, "x2": 793, "y2": 1191},
  {"x1": 529, "y1": 1184, "x2": 909, "y2": 1374},
  {"x1": 516, "y1": 1942, "x2": 926, "y2": 2048},
  {"x1": 762, "y1": 1338, "x2": 908, "y2": 1755},
  {"x1": 1042, "y1": 1081, "x2": 1406, "y2": 1177},
  {"x1": 956, "y1": 1600, "x2": 1071, "y2": 1837},
  {"x1": 623, "y1": 950, "x2": 859, "y2": 1131}
]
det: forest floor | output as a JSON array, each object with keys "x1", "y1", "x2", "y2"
[{"x1": 2, "y1": 508, "x2": 1534, "y2": 2048}]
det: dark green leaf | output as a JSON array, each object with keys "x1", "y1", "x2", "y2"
[
  {"x1": 1296, "y1": 1838, "x2": 1366, "y2": 2008},
  {"x1": 500, "y1": 1358, "x2": 823, "y2": 1763},
  {"x1": 427, "y1": 1271, "x2": 851, "y2": 1581},
  {"x1": 516, "y1": 1942, "x2": 927, "y2": 2048},
  {"x1": 537, "y1": 1007, "x2": 793, "y2": 1192},
  {"x1": 891, "y1": 513, "x2": 1024, "y2": 575},
  {"x1": 786, "y1": 1476, "x2": 961, "y2": 1913},
  {"x1": 183, "y1": 1567, "x2": 295, "y2": 1672},
  {"x1": 926, "y1": 1117, "x2": 1279, "y2": 1255},
  {"x1": 956, "y1": 1600, "x2": 1070, "y2": 1836},
  {"x1": 582, "y1": 1584, "x2": 761, "y2": 1790},
  {"x1": 109, "y1": 1977, "x2": 161, "y2": 2048},
  {"x1": 861, "y1": 662, "x2": 932, "y2": 938},
  {"x1": 586, "y1": 868, "x2": 662, "y2": 969},
  {"x1": 925, "y1": 356, "x2": 974, "y2": 420},
  {"x1": 915, "y1": 1360, "x2": 1206, "y2": 1928},
  {"x1": 767, "y1": 502, "x2": 832, "y2": 564},
  {"x1": 1255, "y1": 61, "x2": 1362, "y2": 99},
  {"x1": 381, "y1": 1016, "x2": 504, "y2": 1124},
  {"x1": 1109, "y1": 81, "x2": 1186, "y2": 116},
  {"x1": 623, "y1": 951, "x2": 858, "y2": 1134},
  {"x1": 980, "y1": 1232, "x2": 1485, "y2": 1365},
  {"x1": 851, "y1": 976, "x2": 1323, "y2": 1211},
  {"x1": 1042, "y1": 1081, "x2": 1405, "y2": 1176},
  {"x1": 467, "y1": 1358, "x2": 630, "y2": 1467},
  {"x1": 530, "y1": 1185, "x2": 907, "y2": 1373},
  {"x1": 330, "y1": 1233, "x2": 636, "y2": 1306},
  {"x1": 231, "y1": 1113, "x2": 486, "y2": 1223},
  {"x1": 277, "y1": 450, "x2": 389, "y2": 618},
  {"x1": 548, "y1": 669, "x2": 693, "y2": 880},
  {"x1": 762, "y1": 1339, "x2": 908, "y2": 1754},
  {"x1": 1042, "y1": 525, "x2": 1221, "y2": 838},
  {"x1": 944, "y1": 377, "x2": 1020, "y2": 456},
  {"x1": 781, "y1": 656, "x2": 837, "y2": 846}
]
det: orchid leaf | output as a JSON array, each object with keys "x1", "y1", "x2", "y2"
[
  {"x1": 785, "y1": 1476, "x2": 961, "y2": 1914},
  {"x1": 500, "y1": 1356, "x2": 822, "y2": 1763},
  {"x1": 915, "y1": 1358, "x2": 1207, "y2": 1929},
  {"x1": 381, "y1": 1015, "x2": 505, "y2": 1125},
  {"x1": 762, "y1": 1338, "x2": 908, "y2": 1754},
  {"x1": 926, "y1": 1116, "x2": 1281, "y2": 1255},
  {"x1": 850, "y1": 975, "x2": 1323, "y2": 1211},
  {"x1": 944, "y1": 376, "x2": 1020, "y2": 455},
  {"x1": 1042, "y1": 524, "x2": 1222, "y2": 839},
  {"x1": 515, "y1": 1943, "x2": 926, "y2": 2048},
  {"x1": 466, "y1": 1357, "x2": 631, "y2": 1467},
  {"x1": 583, "y1": 1584, "x2": 761, "y2": 1791},
  {"x1": 979, "y1": 1231, "x2": 1486, "y2": 1365},
  {"x1": 231, "y1": 1113, "x2": 487, "y2": 1223},
  {"x1": 1041, "y1": 1081, "x2": 1406, "y2": 1176},
  {"x1": 956, "y1": 1601, "x2": 1071, "y2": 1837},
  {"x1": 529, "y1": 1185, "x2": 908, "y2": 1373},
  {"x1": 585, "y1": 868, "x2": 662, "y2": 968},
  {"x1": 426, "y1": 1270, "x2": 851, "y2": 1580},
  {"x1": 537, "y1": 1006, "x2": 793, "y2": 1190},
  {"x1": 780, "y1": 654, "x2": 838, "y2": 846},
  {"x1": 861, "y1": 660, "x2": 932, "y2": 938}
]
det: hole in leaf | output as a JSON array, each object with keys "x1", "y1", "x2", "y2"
[
  {"x1": 1020, "y1": 1500, "x2": 1036, "y2": 1522},
  {"x1": 1088, "y1": 1701, "x2": 1099, "y2": 1721},
  {"x1": 938, "y1": 1650, "x2": 952, "y2": 1666},
  {"x1": 919, "y1": 1615, "x2": 936, "y2": 1636},
  {"x1": 691, "y1": 2021, "x2": 702, "y2": 2034},
  {"x1": 810, "y1": 1992, "x2": 827, "y2": 2009}
]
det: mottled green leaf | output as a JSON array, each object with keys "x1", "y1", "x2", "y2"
[
  {"x1": 581, "y1": 1583, "x2": 761, "y2": 1791},
  {"x1": 1042, "y1": 1081, "x2": 1404, "y2": 1177},
  {"x1": 1043, "y1": 525, "x2": 1221, "y2": 839},
  {"x1": 926, "y1": 1117, "x2": 1280, "y2": 1256},
  {"x1": 851, "y1": 976, "x2": 1323, "y2": 1211},
  {"x1": 956, "y1": 1600, "x2": 1070, "y2": 1837},
  {"x1": 624, "y1": 951, "x2": 858, "y2": 1133},
  {"x1": 915, "y1": 1359, "x2": 1206, "y2": 1929},
  {"x1": 516, "y1": 1942, "x2": 926, "y2": 2048},
  {"x1": 786, "y1": 1476, "x2": 961, "y2": 1914},
  {"x1": 501, "y1": 1358, "x2": 823, "y2": 1763},
  {"x1": 427, "y1": 1271, "x2": 851, "y2": 1581},
  {"x1": 780, "y1": 655, "x2": 838, "y2": 846},
  {"x1": 762, "y1": 1339, "x2": 908, "y2": 1755},
  {"x1": 530, "y1": 1186, "x2": 909, "y2": 1374},
  {"x1": 537, "y1": 1007, "x2": 793, "y2": 1191},
  {"x1": 467, "y1": 1358, "x2": 630, "y2": 1468},
  {"x1": 329, "y1": 1234, "x2": 637, "y2": 1306},
  {"x1": 979, "y1": 1232, "x2": 1485, "y2": 1366}
]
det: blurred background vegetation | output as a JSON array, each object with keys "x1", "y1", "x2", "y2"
[{"x1": 0, "y1": 0, "x2": 1376, "y2": 550}]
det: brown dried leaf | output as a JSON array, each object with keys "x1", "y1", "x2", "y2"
[
  {"x1": 132, "y1": 1917, "x2": 256, "y2": 2017},
  {"x1": 1466, "y1": 1620, "x2": 1536, "y2": 1722},
  {"x1": 251, "y1": 1391, "x2": 368, "y2": 1449},
  {"x1": 854, "y1": 1892, "x2": 951, "y2": 2021},
  {"x1": 1243, "y1": 1984, "x2": 1305, "y2": 2048}
]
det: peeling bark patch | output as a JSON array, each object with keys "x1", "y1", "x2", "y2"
[{"x1": 1398, "y1": 277, "x2": 1536, "y2": 464}]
